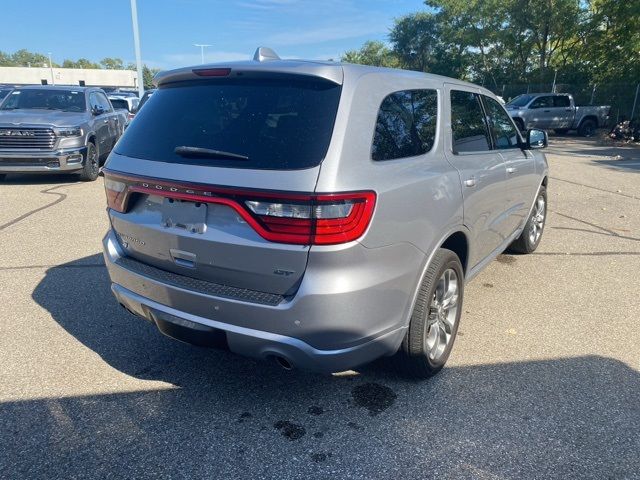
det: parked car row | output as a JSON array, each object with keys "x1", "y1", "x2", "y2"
[{"x1": 0, "y1": 85, "x2": 155, "y2": 181}]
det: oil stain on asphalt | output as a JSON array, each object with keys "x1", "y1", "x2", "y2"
[
  {"x1": 351, "y1": 383, "x2": 397, "y2": 416},
  {"x1": 496, "y1": 254, "x2": 517, "y2": 265},
  {"x1": 274, "y1": 420, "x2": 306, "y2": 440}
]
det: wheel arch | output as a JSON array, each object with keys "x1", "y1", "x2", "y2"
[
  {"x1": 440, "y1": 230, "x2": 469, "y2": 275},
  {"x1": 579, "y1": 115, "x2": 599, "y2": 128}
]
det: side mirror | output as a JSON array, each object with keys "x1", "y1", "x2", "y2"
[
  {"x1": 92, "y1": 105, "x2": 105, "y2": 116},
  {"x1": 526, "y1": 129, "x2": 548, "y2": 149}
]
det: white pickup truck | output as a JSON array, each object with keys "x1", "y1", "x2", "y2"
[{"x1": 506, "y1": 93, "x2": 610, "y2": 136}]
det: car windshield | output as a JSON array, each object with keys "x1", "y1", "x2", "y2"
[
  {"x1": 0, "y1": 88, "x2": 12, "y2": 101},
  {"x1": 506, "y1": 94, "x2": 534, "y2": 108},
  {"x1": 109, "y1": 99, "x2": 129, "y2": 111},
  {"x1": 115, "y1": 77, "x2": 342, "y2": 170},
  {"x1": 0, "y1": 89, "x2": 86, "y2": 112}
]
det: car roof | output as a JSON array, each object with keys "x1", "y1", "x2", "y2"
[{"x1": 154, "y1": 48, "x2": 489, "y2": 93}]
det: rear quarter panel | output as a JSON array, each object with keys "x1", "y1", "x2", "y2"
[{"x1": 315, "y1": 71, "x2": 463, "y2": 258}]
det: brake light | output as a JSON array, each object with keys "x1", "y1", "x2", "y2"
[
  {"x1": 103, "y1": 171, "x2": 375, "y2": 245},
  {"x1": 192, "y1": 68, "x2": 231, "y2": 77}
]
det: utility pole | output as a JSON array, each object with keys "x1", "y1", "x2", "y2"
[
  {"x1": 48, "y1": 53, "x2": 55, "y2": 85},
  {"x1": 551, "y1": 69, "x2": 558, "y2": 93},
  {"x1": 194, "y1": 44, "x2": 212, "y2": 64},
  {"x1": 130, "y1": 0, "x2": 145, "y2": 98}
]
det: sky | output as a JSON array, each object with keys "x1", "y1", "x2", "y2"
[{"x1": 1, "y1": 0, "x2": 427, "y2": 70}]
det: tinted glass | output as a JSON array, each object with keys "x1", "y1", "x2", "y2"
[
  {"x1": 530, "y1": 96, "x2": 553, "y2": 108},
  {"x1": 1, "y1": 89, "x2": 86, "y2": 112},
  {"x1": 450, "y1": 90, "x2": 491, "y2": 153},
  {"x1": 115, "y1": 78, "x2": 341, "y2": 170},
  {"x1": 372, "y1": 89, "x2": 438, "y2": 161},
  {"x1": 553, "y1": 95, "x2": 570, "y2": 107},
  {"x1": 483, "y1": 96, "x2": 520, "y2": 149},
  {"x1": 110, "y1": 99, "x2": 129, "y2": 110},
  {"x1": 0, "y1": 88, "x2": 11, "y2": 101},
  {"x1": 506, "y1": 94, "x2": 533, "y2": 107}
]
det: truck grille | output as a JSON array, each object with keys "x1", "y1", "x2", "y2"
[{"x1": 0, "y1": 128, "x2": 56, "y2": 150}]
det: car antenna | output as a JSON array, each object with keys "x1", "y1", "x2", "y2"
[{"x1": 253, "y1": 47, "x2": 280, "y2": 62}]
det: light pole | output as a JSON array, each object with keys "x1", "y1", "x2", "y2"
[
  {"x1": 551, "y1": 69, "x2": 558, "y2": 93},
  {"x1": 130, "y1": 0, "x2": 145, "y2": 98},
  {"x1": 194, "y1": 44, "x2": 212, "y2": 64},
  {"x1": 48, "y1": 53, "x2": 55, "y2": 85}
]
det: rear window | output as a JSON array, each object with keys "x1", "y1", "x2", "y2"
[{"x1": 115, "y1": 77, "x2": 342, "y2": 170}]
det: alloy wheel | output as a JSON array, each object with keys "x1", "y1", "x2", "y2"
[
  {"x1": 425, "y1": 268, "x2": 459, "y2": 361},
  {"x1": 528, "y1": 194, "x2": 546, "y2": 245}
]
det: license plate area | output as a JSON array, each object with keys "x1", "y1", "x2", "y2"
[{"x1": 161, "y1": 198, "x2": 207, "y2": 233}]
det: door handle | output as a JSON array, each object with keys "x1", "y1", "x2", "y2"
[
  {"x1": 464, "y1": 176, "x2": 476, "y2": 187},
  {"x1": 543, "y1": 110, "x2": 550, "y2": 113},
  {"x1": 565, "y1": 108, "x2": 572, "y2": 112},
  {"x1": 506, "y1": 167, "x2": 517, "y2": 174}
]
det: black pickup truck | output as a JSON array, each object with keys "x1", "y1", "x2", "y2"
[{"x1": 0, "y1": 86, "x2": 126, "y2": 181}]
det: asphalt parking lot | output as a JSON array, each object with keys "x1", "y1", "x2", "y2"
[{"x1": 1, "y1": 135, "x2": 639, "y2": 479}]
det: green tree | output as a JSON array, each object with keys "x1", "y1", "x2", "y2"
[
  {"x1": 142, "y1": 65, "x2": 161, "y2": 89},
  {"x1": 9, "y1": 49, "x2": 54, "y2": 67},
  {"x1": 342, "y1": 41, "x2": 399, "y2": 68},
  {"x1": 100, "y1": 57, "x2": 125, "y2": 70}
]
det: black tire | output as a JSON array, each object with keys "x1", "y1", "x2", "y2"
[
  {"x1": 578, "y1": 119, "x2": 597, "y2": 137},
  {"x1": 554, "y1": 129, "x2": 569, "y2": 135},
  {"x1": 79, "y1": 142, "x2": 99, "y2": 181},
  {"x1": 508, "y1": 186, "x2": 547, "y2": 254},
  {"x1": 393, "y1": 248, "x2": 464, "y2": 379}
]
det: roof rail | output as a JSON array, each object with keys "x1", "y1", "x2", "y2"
[{"x1": 253, "y1": 47, "x2": 280, "y2": 62}]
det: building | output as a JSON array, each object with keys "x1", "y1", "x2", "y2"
[{"x1": 0, "y1": 66, "x2": 138, "y2": 89}]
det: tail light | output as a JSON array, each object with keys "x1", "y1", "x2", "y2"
[{"x1": 103, "y1": 170, "x2": 375, "y2": 246}]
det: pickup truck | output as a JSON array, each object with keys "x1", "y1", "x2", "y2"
[
  {"x1": 0, "y1": 86, "x2": 126, "y2": 181},
  {"x1": 505, "y1": 93, "x2": 610, "y2": 136}
]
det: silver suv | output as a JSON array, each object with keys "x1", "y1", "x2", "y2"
[{"x1": 102, "y1": 48, "x2": 548, "y2": 378}]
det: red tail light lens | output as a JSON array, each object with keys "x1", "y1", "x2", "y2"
[
  {"x1": 192, "y1": 68, "x2": 231, "y2": 77},
  {"x1": 103, "y1": 170, "x2": 375, "y2": 245}
]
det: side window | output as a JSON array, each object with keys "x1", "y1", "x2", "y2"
[
  {"x1": 450, "y1": 90, "x2": 491, "y2": 153},
  {"x1": 483, "y1": 96, "x2": 520, "y2": 149},
  {"x1": 96, "y1": 92, "x2": 112, "y2": 112},
  {"x1": 553, "y1": 95, "x2": 570, "y2": 108},
  {"x1": 371, "y1": 89, "x2": 438, "y2": 161},
  {"x1": 530, "y1": 96, "x2": 553, "y2": 109},
  {"x1": 89, "y1": 93, "x2": 101, "y2": 112}
]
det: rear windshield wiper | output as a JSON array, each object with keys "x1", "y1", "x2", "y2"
[{"x1": 174, "y1": 146, "x2": 249, "y2": 161}]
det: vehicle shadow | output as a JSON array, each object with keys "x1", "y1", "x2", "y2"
[
  {"x1": 16, "y1": 254, "x2": 640, "y2": 478},
  {"x1": 0, "y1": 173, "x2": 83, "y2": 185}
]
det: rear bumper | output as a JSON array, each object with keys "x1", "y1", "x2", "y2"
[
  {"x1": 0, "y1": 146, "x2": 86, "y2": 173},
  {"x1": 103, "y1": 230, "x2": 424, "y2": 372}
]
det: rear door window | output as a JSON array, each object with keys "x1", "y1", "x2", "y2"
[
  {"x1": 114, "y1": 77, "x2": 342, "y2": 170},
  {"x1": 371, "y1": 89, "x2": 438, "y2": 161},
  {"x1": 553, "y1": 95, "x2": 571, "y2": 107},
  {"x1": 450, "y1": 90, "x2": 491, "y2": 153}
]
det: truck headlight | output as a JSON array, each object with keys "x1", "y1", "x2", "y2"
[{"x1": 55, "y1": 127, "x2": 83, "y2": 137}]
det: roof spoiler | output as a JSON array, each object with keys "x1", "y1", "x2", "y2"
[{"x1": 253, "y1": 47, "x2": 280, "y2": 62}]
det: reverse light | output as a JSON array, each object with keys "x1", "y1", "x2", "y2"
[{"x1": 103, "y1": 171, "x2": 376, "y2": 246}]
